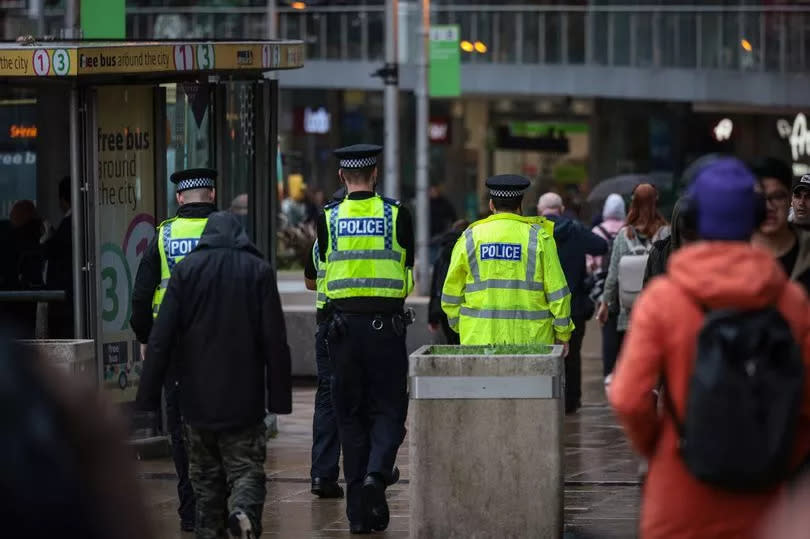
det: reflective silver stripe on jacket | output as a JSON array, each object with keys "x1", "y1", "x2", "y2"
[
  {"x1": 447, "y1": 317, "x2": 459, "y2": 327},
  {"x1": 546, "y1": 286, "x2": 570, "y2": 302},
  {"x1": 553, "y1": 317, "x2": 572, "y2": 327},
  {"x1": 464, "y1": 228, "x2": 481, "y2": 282},
  {"x1": 327, "y1": 278, "x2": 405, "y2": 291},
  {"x1": 316, "y1": 293, "x2": 327, "y2": 303},
  {"x1": 526, "y1": 224, "x2": 540, "y2": 281},
  {"x1": 159, "y1": 278, "x2": 170, "y2": 289},
  {"x1": 316, "y1": 270, "x2": 326, "y2": 279},
  {"x1": 442, "y1": 293, "x2": 463, "y2": 305},
  {"x1": 460, "y1": 306, "x2": 551, "y2": 320},
  {"x1": 327, "y1": 249, "x2": 402, "y2": 262},
  {"x1": 466, "y1": 279, "x2": 544, "y2": 293}
]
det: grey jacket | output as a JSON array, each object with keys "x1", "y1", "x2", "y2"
[{"x1": 603, "y1": 225, "x2": 670, "y2": 331}]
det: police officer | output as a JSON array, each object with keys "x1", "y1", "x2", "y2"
[
  {"x1": 131, "y1": 168, "x2": 218, "y2": 533},
  {"x1": 441, "y1": 174, "x2": 574, "y2": 348},
  {"x1": 316, "y1": 144, "x2": 412, "y2": 534},
  {"x1": 303, "y1": 187, "x2": 346, "y2": 500}
]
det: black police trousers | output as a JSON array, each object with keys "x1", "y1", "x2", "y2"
[
  {"x1": 328, "y1": 313, "x2": 408, "y2": 524},
  {"x1": 165, "y1": 379, "x2": 196, "y2": 525},
  {"x1": 311, "y1": 320, "x2": 341, "y2": 481}
]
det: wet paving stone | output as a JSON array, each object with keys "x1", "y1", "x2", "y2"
[{"x1": 140, "y1": 354, "x2": 640, "y2": 537}]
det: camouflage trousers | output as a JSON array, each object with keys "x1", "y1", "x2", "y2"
[{"x1": 185, "y1": 422, "x2": 267, "y2": 539}]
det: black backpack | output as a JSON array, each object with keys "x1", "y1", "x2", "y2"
[{"x1": 664, "y1": 307, "x2": 804, "y2": 491}]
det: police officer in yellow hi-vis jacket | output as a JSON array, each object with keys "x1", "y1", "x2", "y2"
[
  {"x1": 315, "y1": 144, "x2": 412, "y2": 535},
  {"x1": 441, "y1": 174, "x2": 574, "y2": 350},
  {"x1": 131, "y1": 168, "x2": 218, "y2": 533}
]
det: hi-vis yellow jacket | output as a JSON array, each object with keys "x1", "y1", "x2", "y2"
[{"x1": 441, "y1": 212, "x2": 574, "y2": 345}]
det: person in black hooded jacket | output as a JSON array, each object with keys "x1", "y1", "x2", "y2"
[
  {"x1": 538, "y1": 193, "x2": 608, "y2": 414},
  {"x1": 135, "y1": 211, "x2": 291, "y2": 538},
  {"x1": 428, "y1": 219, "x2": 469, "y2": 344}
]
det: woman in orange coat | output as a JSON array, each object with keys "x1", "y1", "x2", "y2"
[{"x1": 609, "y1": 157, "x2": 810, "y2": 539}]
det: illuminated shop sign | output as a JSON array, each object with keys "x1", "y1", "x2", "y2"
[
  {"x1": 777, "y1": 113, "x2": 810, "y2": 176},
  {"x1": 712, "y1": 118, "x2": 733, "y2": 142},
  {"x1": 304, "y1": 107, "x2": 330, "y2": 134}
]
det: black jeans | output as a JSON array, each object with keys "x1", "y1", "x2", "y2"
[
  {"x1": 311, "y1": 321, "x2": 341, "y2": 481},
  {"x1": 601, "y1": 312, "x2": 621, "y2": 377},
  {"x1": 565, "y1": 314, "x2": 587, "y2": 412},
  {"x1": 328, "y1": 313, "x2": 408, "y2": 524},
  {"x1": 165, "y1": 380, "x2": 196, "y2": 524}
]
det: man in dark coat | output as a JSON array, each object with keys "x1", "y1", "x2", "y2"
[
  {"x1": 538, "y1": 192, "x2": 608, "y2": 414},
  {"x1": 46, "y1": 176, "x2": 74, "y2": 338},
  {"x1": 135, "y1": 212, "x2": 292, "y2": 539},
  {"x1": 643, "y1": 197, "x2": 697, "y2": 286},
  {"x1": 428, "y1": 219, "x2": 469, "y2": 344}
]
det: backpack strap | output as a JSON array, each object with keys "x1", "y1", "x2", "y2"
[{"x1": 596, "y1": 224, "x2": 613, "y2": 239}]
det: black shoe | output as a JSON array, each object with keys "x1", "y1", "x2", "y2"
[
  {"x1": 180, "y1": 520, "x2": 195, "y2": 533},
  {"x1": 388, "y1": 465, "x2": 400, "y2": 486},
  {"x1": 311, "y1": 477, "x2": 345, "y2": 498},
  {"x1": 350, "y1": 521, "x2": 371, "y2": 534},
  {"x1": 227, "y1": 510, "x2": 253, "y2": 539},
  {"x1": 362, "y1": 473, "x2": 389, "y2": 531}
]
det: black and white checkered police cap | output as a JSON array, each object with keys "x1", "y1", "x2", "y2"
[
  {"x1": 170, "y1": 168, "x2": 217, "y2": 192},
  {"x1": 334, "y1": 144, "x2": 383, "y2": 170},
  {"x1": 486, "y1": 174, "x2": 531, "y2": 198}
]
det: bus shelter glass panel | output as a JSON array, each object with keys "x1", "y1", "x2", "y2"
[
  {"x1": 222, "y1": 81, "x2": 256, "y2": 237},
  {"x1": 165, "y1": 82, "x2": 213, "y2": 217},
  {"x1": 96, "y1": 85, "x2": 156, "y2": 402}
]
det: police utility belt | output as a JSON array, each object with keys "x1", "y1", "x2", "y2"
[{"x1": 327, "y1": 306, "x2": 415, "y2": 341}]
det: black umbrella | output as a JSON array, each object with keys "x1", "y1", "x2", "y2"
[{"x1": 587, "y1": 174, "x2": 652, "y2": 204}]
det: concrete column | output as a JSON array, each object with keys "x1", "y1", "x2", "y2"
[{"x1": 409, "y1": 345, "x2": 565, "y2": 538}]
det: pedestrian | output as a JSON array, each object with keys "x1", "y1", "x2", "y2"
[
  {"x1": 750, "y1": 157, "x2": 810, "y2": 292},
  {"x1": 45, "y1": 176, "x2": 74, "y2": 338},
  {"x1": 790, "y1": 174, "x2": 810, "y2": 229},
  {"x1": 303, "y1": 186, "x2": 347, "y2": 500},
  {"x1": 135, "y1": 211, "x2": 292, "y2": 539},
  {"x1": 130, "y1": 168, "x2": 219, "y2": 533},
  {"x1": 586, "y1": 193, "x2": 626, "y2": 381},
  {"x1": 537, "y1": 192, "x2": 608, "y2": 414},
  {"x1": 642, "y1": 196, "x2": 698, "y2": 285},
  {"x1": 316, "y1": 144, "x2": 412, "y2": 534},
  {"x1": 427, "y1": 219, "x2": 469, "y2": 344},
  {"x1": 596, "y1": 183, "x2": 669, "y2": 383},
  {"x1": 442, "y1": 175, "x2": 574, "y2": 347},
  {"x1": 609, "y1": 157, "x2": 810, "y2": 539}
]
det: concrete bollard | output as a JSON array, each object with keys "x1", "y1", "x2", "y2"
[
  {"x1": 15, "y1": 339, "x2": 96, "y2": 384},
  {"x1": 409, "y1": 344, "x2": 564, "y2": 539}
]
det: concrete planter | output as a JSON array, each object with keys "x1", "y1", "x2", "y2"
[
  {"x1": 15, "y1": 339, "x2": 97, "y2": 384},
  {"x1": 409, "y1": 344, "x2": 564, "y2": 539}
]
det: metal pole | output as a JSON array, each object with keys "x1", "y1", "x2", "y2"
[
  {"x1": 415, "y1": 0, "x2": 430, "y2": 295},
  {"x1": 267, "y1": 0, "x2": 277, "y2": 38},
  {"x1": 69, "y1": 87, "x2": 85, "y2": 338},
  {"x1": 65, "y1": 0, "x2": 78, "y2": 37},
  {"x1": 383, "y1": 0, "x2": 400, "y2": 199}
]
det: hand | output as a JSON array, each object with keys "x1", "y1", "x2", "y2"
[
  {"x1": 596, "y1": 302, "x2": 609, "y2": 326},
  {"x1": 140, "y1": 343, "x2": 147, "y2": 362},
  {"x1": 555, "y1": 339, "x2": 570, "y2": 358},
  {"x1": 428, "y1": 323, "x2": 439, "y2": 334}
]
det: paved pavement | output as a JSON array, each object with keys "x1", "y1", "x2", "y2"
[{"x1": 138, "y1": 349, "x2": 640, "y2": 538}]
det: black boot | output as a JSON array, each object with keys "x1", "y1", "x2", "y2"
[
  {"x1": 362, "y1": 473, "x2": 389, "y2": 531},
  {"x1": 311, "y1": 478, "x2": 345, "y2": 498}
]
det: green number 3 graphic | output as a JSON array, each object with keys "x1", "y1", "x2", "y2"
[{"x1": 102, "y1": 266, "x2": 119, "y2": 323}]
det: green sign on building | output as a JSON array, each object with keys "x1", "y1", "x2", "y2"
[
  {"x1": 81, "y1": 0, "x2": 126, "y2": 39},
  {"x1": 429, "y1": 25, "x2": 460, "y2": 98}
]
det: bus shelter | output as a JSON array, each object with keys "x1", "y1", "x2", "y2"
[{"x1": 0, "y1": 39, "x2": 303, "y2": 402}]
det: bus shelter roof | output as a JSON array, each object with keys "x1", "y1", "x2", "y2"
[{"x1": 0, "y1": 39, "x2": 304, "y2": 82}]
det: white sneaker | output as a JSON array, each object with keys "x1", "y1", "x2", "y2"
[{"x1": 228, "y1": 510, "x2": 253, "y2": 539}]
